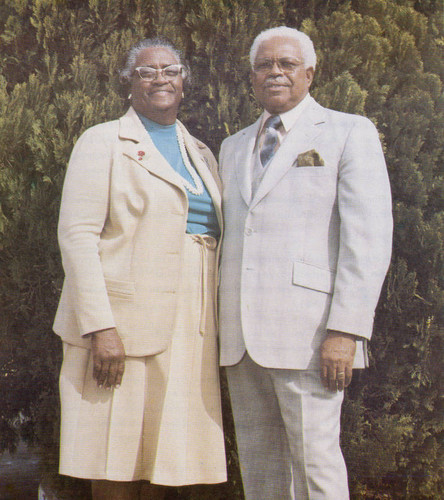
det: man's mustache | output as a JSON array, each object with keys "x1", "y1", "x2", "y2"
[{"x1": 263, "y1": 78, "x2": 290, "y2": 87}]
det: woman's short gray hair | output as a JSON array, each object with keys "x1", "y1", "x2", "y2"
[
  {"x1": 249, "y1": 26, "x2": 317, "y2": 70},
  {"x1": 119, "y1": 37, "x2": 190, "y2": 84}
]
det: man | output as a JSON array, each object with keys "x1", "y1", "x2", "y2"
[{"x1": 218, "y1": 26, "x2": 393, "y2": 499}]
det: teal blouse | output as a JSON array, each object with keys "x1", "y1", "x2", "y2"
[{"x1": 138, "y1": 114, "x2": 220, "y2": 238}]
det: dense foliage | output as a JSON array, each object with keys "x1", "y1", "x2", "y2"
[{"x1": 0, "y1": 0, "x2": 442, "y2": 498}]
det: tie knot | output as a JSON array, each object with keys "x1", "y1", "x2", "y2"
[{"x1": 264, "y1": 115, "x2": 281, "y2": 131}]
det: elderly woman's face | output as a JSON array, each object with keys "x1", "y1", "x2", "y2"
[{"x1": 130, "y1": 46, "x2": 183, "y2": 125}]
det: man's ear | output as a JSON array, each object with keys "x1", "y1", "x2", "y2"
[{"x1": 306, "y1": 67, "x2": 314, "y2": 87}]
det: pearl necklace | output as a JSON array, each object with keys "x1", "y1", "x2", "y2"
[{"x1": 176, "y1": 124, "x2": 204, "y2": 196}]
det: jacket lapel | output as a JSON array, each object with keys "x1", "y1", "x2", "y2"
[
  {"x1": 119, "y1": 108, "x2": 223, "y2": 229},
  {"x1": 250, "y1": 101, "x2": 327, "y2": 209},
  {"x1": 234, "y1": 117, "x2": 262, "y2": 206},
  {"x1": 119, "y1": 107, "x2": 186, "y2": 194}
]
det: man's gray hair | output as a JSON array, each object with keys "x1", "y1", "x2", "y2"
[
  {"x1": 250, "y1": 26, "x2": 317, "y2": 70},
  {"x1": 119, "y1": 37, "x2": 190, "y2": 83}
]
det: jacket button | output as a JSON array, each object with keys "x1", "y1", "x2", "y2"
[{"x1": 245, "y1": 228, "x2": 253, "y2": 236}]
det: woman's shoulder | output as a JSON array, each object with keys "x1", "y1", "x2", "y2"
[
  {"x1": 79, "y1": 118, "x2": 120, "y2": 141},
  {"x1": 192, "y1": 136, "x2": 218, "y2": 168},
  {"x1": 192, "y1": 136, "x2": 214, "y2": 154},
  {"x1": 69, "y1": 119, "x2": 121, "y2": 163}
]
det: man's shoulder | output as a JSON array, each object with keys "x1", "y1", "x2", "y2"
[{"x1": 318, "y1": 103, "x2": 376, "y2": 131}]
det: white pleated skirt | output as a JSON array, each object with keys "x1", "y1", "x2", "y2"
[{"x1": 59, "y1": 234, "x2": 227, "y2": 485}]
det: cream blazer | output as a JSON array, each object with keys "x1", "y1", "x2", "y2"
[
  {"x1": 53, "y1": 107, "x2": 223, "y2": 356},
  {"x1": 218, "y1": 99, "x2": 393, "y2": 369}
]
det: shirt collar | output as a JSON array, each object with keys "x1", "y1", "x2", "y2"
[{"x1": 260, "y1": 93, "x2": 314, "y2": 134}]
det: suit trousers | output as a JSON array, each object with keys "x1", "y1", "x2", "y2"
[{"x1": 226, "y1": 354, "x2": 349, "y2": 500}]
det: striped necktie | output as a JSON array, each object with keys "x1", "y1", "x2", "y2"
[{"x1": 260, "y1": 115, "x2": 282, "y2": 167}]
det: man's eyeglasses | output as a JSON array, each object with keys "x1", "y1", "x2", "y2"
[
  {"x1": 133, "y1": 64, "x2": 186, "y2": 81},
  {"x1": 253, "y1": 58, "x2": 304, "y2": 74}
]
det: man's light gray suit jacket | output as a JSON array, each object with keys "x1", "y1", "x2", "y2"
[{"x1": 218, "y1": 98, "x2": 393, "y2": 369}]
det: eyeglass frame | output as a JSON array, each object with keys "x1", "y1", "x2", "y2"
[
  {"x1": 132, "y1": 64, "x2": 187, "y2": 82},
  {"x1": 252, "y1": 57, "x2": 305, "y2": 74}
]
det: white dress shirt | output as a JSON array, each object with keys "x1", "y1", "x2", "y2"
[
  {"x1": 256, "y1": 93, "x2": 315, "y2": 148},
  {"x1": 252, "y1": 94, "x2": 315, "y2": 192}
]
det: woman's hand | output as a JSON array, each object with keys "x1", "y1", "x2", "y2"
[{"x1": 90, "y1": 328, "x2": 125, "y2": 389}]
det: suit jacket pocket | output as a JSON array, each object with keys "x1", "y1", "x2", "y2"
[
  {"x1": 292, "y1": 261, "x2": 335, "y2": 294},
  {"x1": 105, "y1": 277, "x2": 136, "y2": 299},
  {"x1": 291, "y1": 165, "x2": 331, "y2": 176}
]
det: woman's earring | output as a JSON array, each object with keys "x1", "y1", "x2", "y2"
[
  {"x1": 128, "y1": 93, "x2": 132, "y2": 100},
  {"x1": 181, "y1": 92, "x2": 184, "y2": 98}
]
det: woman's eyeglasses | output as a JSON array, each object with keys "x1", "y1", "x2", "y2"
[{"x1": 133, "y1": 64, "x2": 186, "y2": 81}]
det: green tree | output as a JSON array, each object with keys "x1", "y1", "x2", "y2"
[{"x1": 0, "y1": 0, "x2": 442, "y2": 498}]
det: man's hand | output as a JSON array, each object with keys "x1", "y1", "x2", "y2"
[
  {"x1": 320, "y1": 330, "x2": 356, "y2": 392},
  {"x1": 90, "y1": 328, "x2": 125, "y2": 389}
]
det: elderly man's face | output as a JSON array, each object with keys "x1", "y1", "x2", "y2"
[
  {"x1": 130, "y1": 47, "x2": 183, "y2": 124},
  {"x1": 251, "y1": 36, "x2": 314, "y2": 114}
]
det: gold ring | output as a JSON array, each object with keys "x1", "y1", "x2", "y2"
[{"x1": 337, "y1": 372, "x2": 345, "y2": 378}]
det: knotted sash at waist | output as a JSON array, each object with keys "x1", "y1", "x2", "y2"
[{"x1": 189, "y1": 234, "x2": 217, "y2": 335}]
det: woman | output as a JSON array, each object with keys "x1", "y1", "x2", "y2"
[{"x1": 53, "y1": 38, "x2": 226, "y2": 500}]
